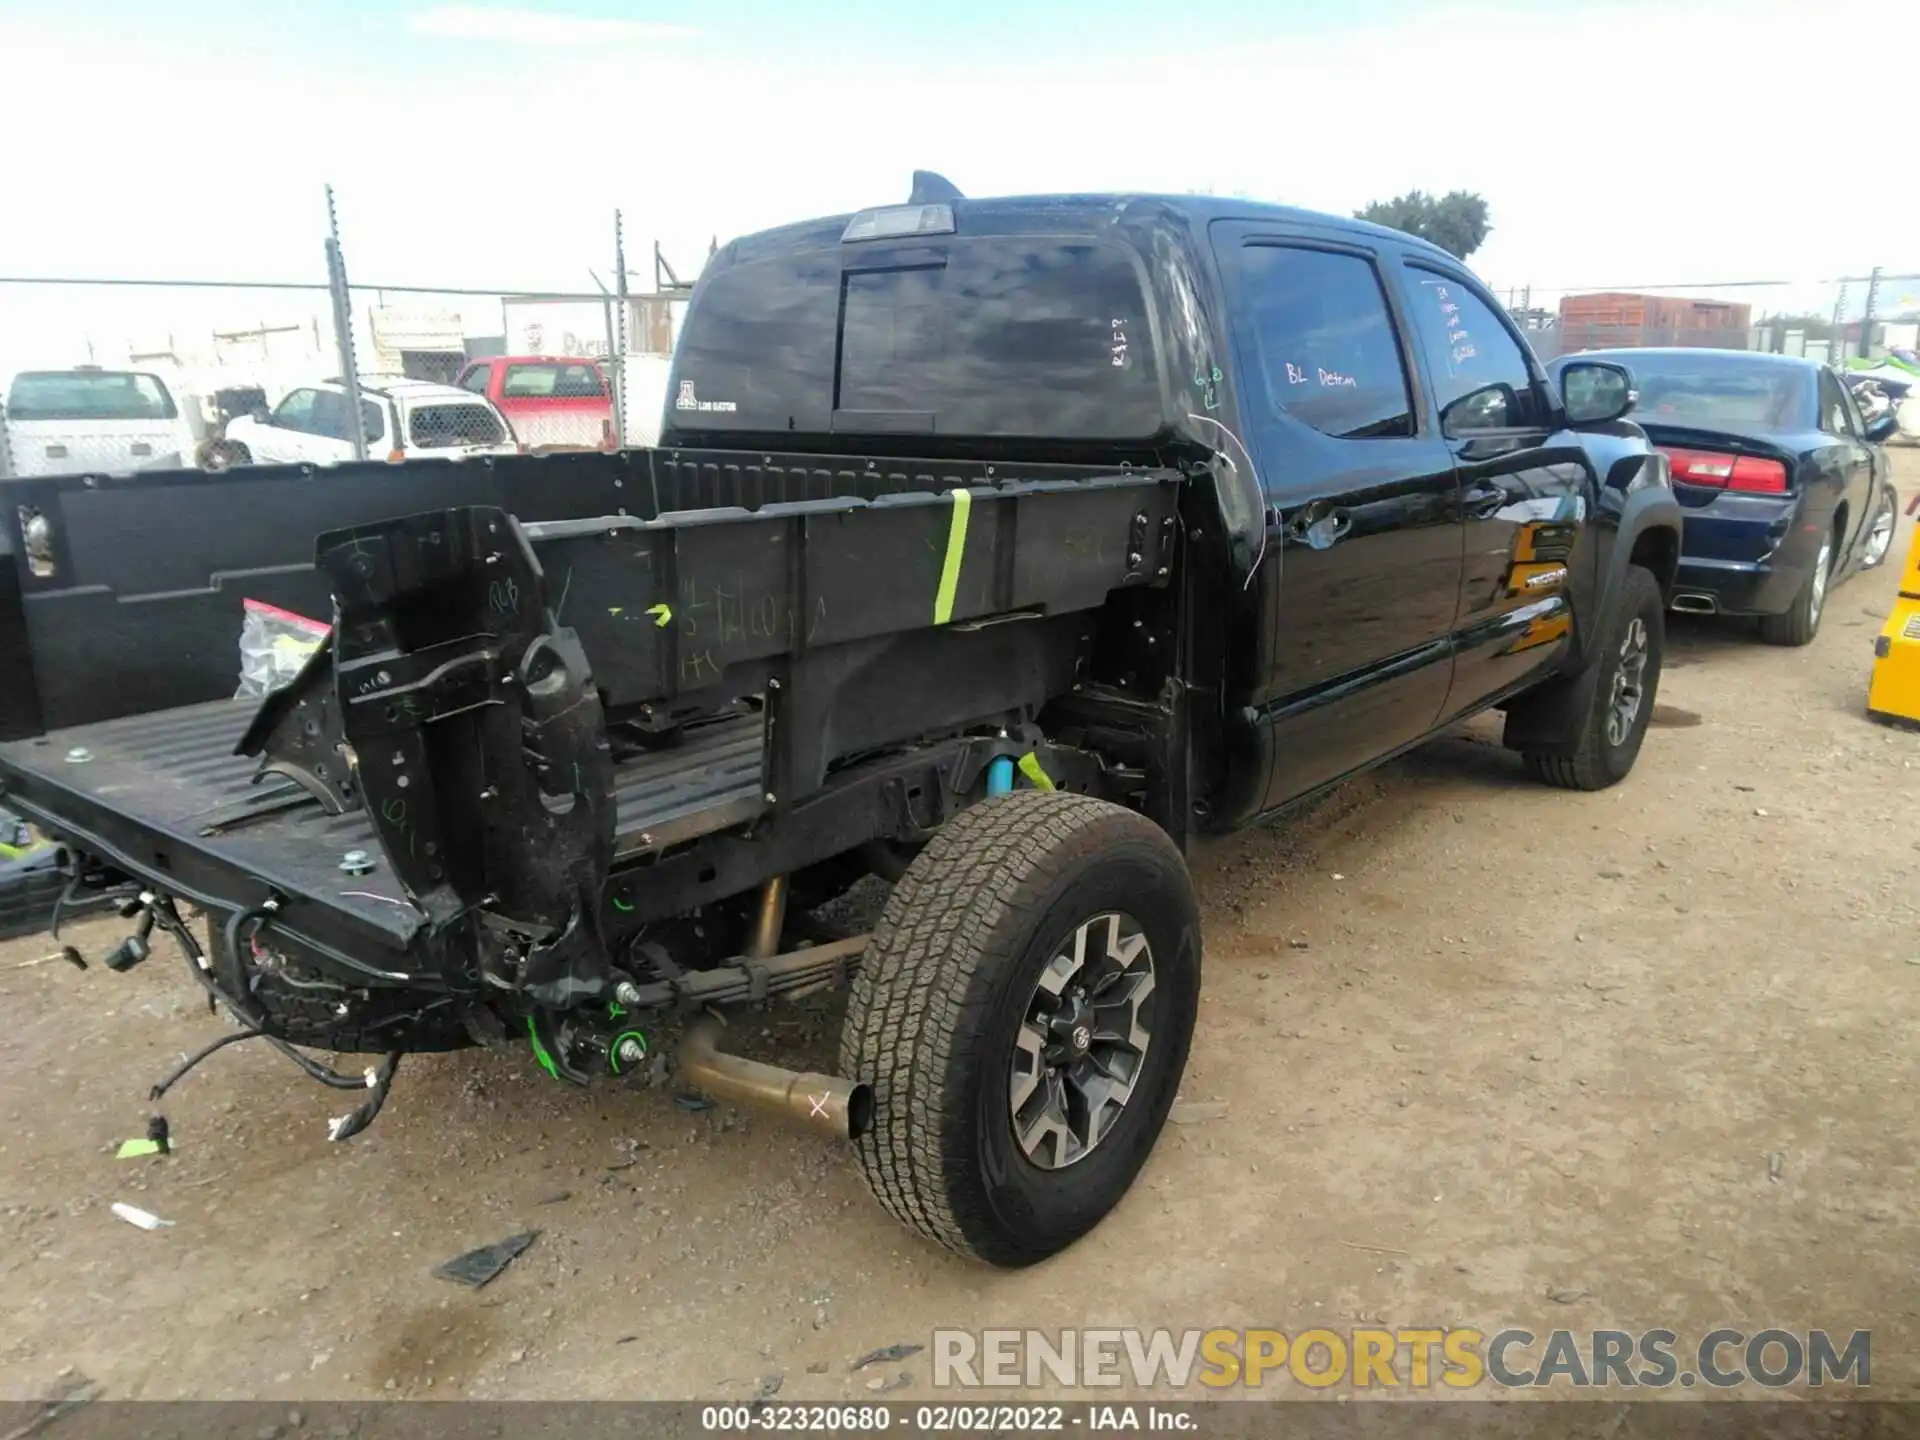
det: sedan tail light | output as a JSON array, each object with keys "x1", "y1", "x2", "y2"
[{"x1": 1658, "y1": 446, "x2": 1790, "y2": 494}]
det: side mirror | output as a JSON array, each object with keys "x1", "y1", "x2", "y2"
[
  {"x1": 250, "y1": 406, "x2": 272, "y2": 425},
  {"x1": 1866, "y1": 414, "x2": 1898, "y2": 444},
  {"x1": 1559, "y1": 360, "x2": 1636, "y2": 426}
]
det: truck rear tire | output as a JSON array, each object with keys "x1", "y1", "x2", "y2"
[
  {"x1": 1522, "y1": 563, "x2": 1664, "y2": 791},
  {"x1": 841, "y1": 790, "x2": 1201, "y2": 1267}
]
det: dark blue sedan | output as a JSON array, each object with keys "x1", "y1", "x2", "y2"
[{"x1": 1550, "y1": 349, "x2": 1899, "y2": 645}]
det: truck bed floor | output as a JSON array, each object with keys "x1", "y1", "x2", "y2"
[{"x1": 0, "y1": 699, "x2": 765, "y2": 950}]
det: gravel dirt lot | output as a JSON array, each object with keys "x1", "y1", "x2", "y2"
[{"x1": 3, "y1": 453, "x2": 1917, "y2": 1406}]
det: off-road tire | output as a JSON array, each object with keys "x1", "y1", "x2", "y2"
[
  {"x1": 1758, "y1": 528, "x2": 1834, "y2": 648},
  {"x1": 841, "y1": 790, "x2": 1201, "y2": 1267},
  {"x1": 1524, "y1": 563, "x2": 1664, "y2": 791}
]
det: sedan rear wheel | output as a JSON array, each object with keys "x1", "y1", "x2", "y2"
[
  {"x1": 1862, "y1": 488, "x2": 1898, "y2": 570},
  {"x1": 1758, "y1": 531, "x2": 1833, "y2": 647}
]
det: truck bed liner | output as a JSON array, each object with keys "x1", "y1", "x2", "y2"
[{"x1": 0, "y1": 699, "x2": 766, "y2": 962}]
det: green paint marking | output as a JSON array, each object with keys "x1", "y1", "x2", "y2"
[
  {"x1": 611, "y1": 895, "x2": 634, "y2": 913},
  {"x1": 527, "y1": 1015, "x2": 561, "y2": 1080},
  {"x1": 608, "y1": 1030, "x2": 650, "y2": 1075},
  {"x1": 607, "y1": 1001, "x2": 627, "y2": 1020},
  {"x1": 116, "y1": 1138, "x2": 164, "y2": 1159},
  {"x1": 1016, "y1": 752, "x2": 1057, "y2": 792},
  {"x1": 646, "y1": 603, "x2": 673, "y2": 627},
  {"x1": 933, "y1": 488, "x2": 972, "y2": 625}
]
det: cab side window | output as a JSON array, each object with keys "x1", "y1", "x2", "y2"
[
  {"x1": 1818, "y1": 370, "x2": 1856, "y2": 436},
  {"x1": 1227, "y1": 245, "x2": 1415, "y2": 440},
  {"x1": 310, "y1": 391, "x2": 347, "y2": 441},
  {"x1": 1403, "y1": 268, "x2": 1544, "y2": 433},
  {"x1": 271, "y1": 389, "x2": 318, "y2": 433}
]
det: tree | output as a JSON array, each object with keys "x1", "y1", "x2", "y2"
[{"x1": 1355, "y1": 190, "x2": 1491, "y2": 260}]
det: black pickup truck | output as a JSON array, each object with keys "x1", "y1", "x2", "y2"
[{"x1": 0, "y1": 180, "x2": 1682, "y2": 1267}]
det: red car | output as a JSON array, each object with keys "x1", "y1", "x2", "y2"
[{"x1": 455, "y1": 355, "x2": 613, "y2": 452}]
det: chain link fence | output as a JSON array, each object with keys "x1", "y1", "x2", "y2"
[{"x1": 0, "y1": 198, "x2": 699, "y2": 479}]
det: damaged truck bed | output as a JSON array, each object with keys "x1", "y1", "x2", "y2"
[
  {"x1": 0, "y1": 181, "x2": 1682, "y2": 1266},
  {"x1": 0, "y1": 461, "x2": 1176, "y2": 1039}
]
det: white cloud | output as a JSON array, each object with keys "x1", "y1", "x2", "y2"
[{"x1": 407, "y1": 6, "x2": 698, "y2": 46}]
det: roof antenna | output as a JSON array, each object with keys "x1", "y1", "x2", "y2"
[{"x1": 910, "y1": 170, "x2": 964, "y2": 205}]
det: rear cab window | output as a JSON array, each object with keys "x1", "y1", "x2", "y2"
[
  {"x1": 668, "y1": 226, "x2": 1163, "y2": 440},
  {"x1": 6, "y1": 370, "x2": 178, "y2": 421},
  {"x1": 502, "y1": 362, "x2": 606, "y2": 399}
]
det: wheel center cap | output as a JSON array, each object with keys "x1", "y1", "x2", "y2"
[{"x1": 1050, "y1": 993, "x2": 1094, "y2": 1056}]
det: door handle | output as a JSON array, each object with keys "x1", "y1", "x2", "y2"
[{"x1": 1287, "y1": 508, "x2": 1352, "y2": 550}]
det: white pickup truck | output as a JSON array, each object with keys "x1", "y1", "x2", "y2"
[
  {"x1": 219, "y1": 375, "x2": 519, "y2": 467},
  {"x1": 1, "y1": 368, "x2": 201, "y2": 478}
]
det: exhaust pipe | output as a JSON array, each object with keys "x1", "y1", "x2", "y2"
[
  {"x1": 677, "y1": 1016, "x2": 874, "y2": 1141},
  {"x1": 1671, "y1": 593, "x2": 1718, "y2": 614}
]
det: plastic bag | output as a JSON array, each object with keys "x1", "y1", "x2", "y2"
[{"x1": 235, "y1": 598, "x2": 330, "y2": 699}]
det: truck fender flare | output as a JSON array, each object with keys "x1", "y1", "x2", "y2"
[
  {"x1": 1580, "y1": 474, "x2": 1682, "y2": 672},
  {"x1": 1503, "y1": 478, "x2": 1680, "y2": 757}
]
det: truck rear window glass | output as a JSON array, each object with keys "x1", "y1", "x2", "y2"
[
  {"x1": 409, "y1": 403, "x2": 507, "y2": 448},
  {"x1": 6, "y1": 371, "x2": 177, "y2": 422},
  {"x1": 1217, "y1": 245, "x2": 1413, "y2": 440},
  {"x1": 1621, "y1": 357, "x2": 1812, "y2": 431},
  {"x1": 669, "y1": 238, "x2": 1162, "y2": 439},
  {"x1": 502, "y1": 363, "x2": 606, "y2": 399}
]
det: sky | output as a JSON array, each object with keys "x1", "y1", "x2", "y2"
[{"x1": 1, "y1": 0, "x2": 1917, "y2": 374}]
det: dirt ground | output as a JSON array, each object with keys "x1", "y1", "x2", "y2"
[{"x1": 3, "y1": 454, "x2": 1918, "y2": 1406}]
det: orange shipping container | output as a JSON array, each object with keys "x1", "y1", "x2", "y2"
[{"x1": 1559, "y1": 292, "x2": 1751, "y2": 331}]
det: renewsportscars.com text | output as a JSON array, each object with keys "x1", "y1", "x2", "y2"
[{"x1": 932, "y1": 1327, "x2": 1870, "y2": 1391}]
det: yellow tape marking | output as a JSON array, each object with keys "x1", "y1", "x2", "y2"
[{"x1": 933, "y1": 489, "x2": 972, "y2": 625}]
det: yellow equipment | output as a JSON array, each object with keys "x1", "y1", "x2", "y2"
[{"x1": 1868, "y1": 497, "x2": 1920, "y2": 727}]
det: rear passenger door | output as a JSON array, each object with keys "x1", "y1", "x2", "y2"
[
  {"x1": 1395, "y1": 262, "x2": 1593, "y2": 716},
  {"x1": 1212, "y1": 224, "x2": 1463, "y2": 809}
]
